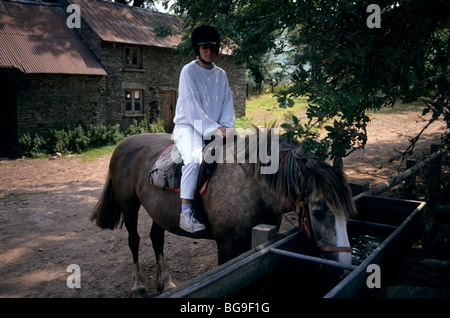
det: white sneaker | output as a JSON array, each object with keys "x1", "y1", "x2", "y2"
[{"x1": 180, "y1": 208, "x2": 206, "y2": 233}]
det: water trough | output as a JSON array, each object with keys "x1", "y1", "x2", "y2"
[{"x1": 159, "y1": 195, "x2": 425, "y2": 298}]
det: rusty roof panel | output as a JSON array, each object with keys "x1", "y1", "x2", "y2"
[
  {"x1": 70, "y1": 0, "x2": 183, "y2": 47},
  {"x1": 0, "y1": 0, "x2": 107, "y2": 75}
]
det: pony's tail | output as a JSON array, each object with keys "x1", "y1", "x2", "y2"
[{"x1": 90, "y1": 173, "x2": 122, "y2": 230}]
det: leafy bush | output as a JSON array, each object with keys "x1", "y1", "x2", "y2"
[
  {"x1": 68, "y1": 125, "x2": 90, "y2": 153},
  {"x1": 18, "y1": 132, "x2": 47, "y2": 157},
  {"x1": 18, "y1": 132, "x2": 33, "y2": 156},
  {"x1": 46, "y1": 125, "x2": 89, "y2": 154},
  {"x1": 88, "y1": 123, "x2": 123, "y2": 148},
  {"x1": 148, "y1": 118, "x2": 166, "y2": 134},
  {"x1": 48, "y1": 129, "x2": 69, "y2": 154},
  {"x1": 125, "y1": 119, "x2": 149, "y2": 136},
  {"x1": 125, "y1": 119, "x2": 165, "y2": 136},
  {"x1": 17, "y1": 119, "x2": 165, "y2": 158}
]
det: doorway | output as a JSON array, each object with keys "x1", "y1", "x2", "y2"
[
  {"x1": 158, "y1": 90, "x2": 176, "y2": 133},
  {"x1": 0, "y1": 70, "x2": 18, "y2": 156}
]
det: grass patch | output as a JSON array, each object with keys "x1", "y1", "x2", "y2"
[
  {"x1": 236, "y1": 94, "x2": 309, "y2": 129},
  {"x1": 238, "y1": 94, "x2": 427, "y2": 129},
  {"x1": 80, "y1": 145, "x2": 116, "y2": 161}
]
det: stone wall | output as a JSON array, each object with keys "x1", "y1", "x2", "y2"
[{"x1": 14, "y1": 73, "x2": 108, "y2": 136}]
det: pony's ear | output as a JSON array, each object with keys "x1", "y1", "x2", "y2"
[{"x1": 333, "y1": 156, "x2": 343, "y2": 173}]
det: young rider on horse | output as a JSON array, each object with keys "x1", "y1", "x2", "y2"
[{"x1": 173, "y1": 25, "x2": 235, "y2": 233}]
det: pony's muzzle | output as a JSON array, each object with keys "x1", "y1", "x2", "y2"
[{"x1": 319, "y1": 248, "x2": 353, "y2": 280}]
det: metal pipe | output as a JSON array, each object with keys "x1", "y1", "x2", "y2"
[{"x1": 269, "y1": 247, "x2": 358, "y2": 271}]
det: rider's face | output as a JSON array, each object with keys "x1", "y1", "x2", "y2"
[{"x1": 199, "y1": 44, "x2": 217, "y2": 64}]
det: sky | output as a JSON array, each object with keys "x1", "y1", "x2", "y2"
[{"x1": 153, "y1": 0, "x2": 173, "y2": 13}]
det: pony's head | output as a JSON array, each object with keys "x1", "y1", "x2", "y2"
[
  {"x1": 249, "y1": 128, "x2": 356, "y2": 279},
  {"x1": 294, "y1": 155, "x2": 356, "y2": 278}
]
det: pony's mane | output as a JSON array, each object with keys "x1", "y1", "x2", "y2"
[{"x1": 237, "y1": 126, "x2": 356, "y2": 219}]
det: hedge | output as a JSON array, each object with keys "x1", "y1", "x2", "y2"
[{"x1": 18, "y1": 119, "x2": 165, "y2": 158}]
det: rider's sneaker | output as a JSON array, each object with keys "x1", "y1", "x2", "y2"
[{"x1": 179, "y1": 208, "x2": 206, "y2": 233}]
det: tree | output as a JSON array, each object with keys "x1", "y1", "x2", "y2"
[{"x1": 167, "y1": 0, "x2": 449, "y2": 159}]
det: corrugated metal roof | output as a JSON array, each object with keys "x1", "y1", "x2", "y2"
[
  {"x1": 0, "y1": 0, "x2": 107, "y2": 75},
  {"x1": 70, "y1": 0, "x2": 183, "y2": 47}
]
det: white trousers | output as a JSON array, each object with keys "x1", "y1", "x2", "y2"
[{"x1": 173, "y1": 125, "x2": 205, "y2": 200}]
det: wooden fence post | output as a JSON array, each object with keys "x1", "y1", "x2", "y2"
[
  {"x1": 252, "y1": 224, "x2": 277, "y2": 248},
  {"x1": 349, "y1": 182, "x2": 370, "y2": 196}
]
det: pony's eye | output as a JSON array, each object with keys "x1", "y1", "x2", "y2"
[{"x1": 311, "y1": 207, "x2": 325, "y2": 219}]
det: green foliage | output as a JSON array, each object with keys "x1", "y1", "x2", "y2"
[
  {"x1": 153, "y1": 20, "x2": 179, "y2": 38},
  {"x1": 148, "y1": 118, "x2": 166, "y2": 133},
  {"x1": 273, "y1": 91, "x2": 294, "y2": 109},
  {"x1": 125, "y1": 119, "x2": 149, "y2": 136},
  {"x1": 279, "y1": 0, "x2": 449, "y2": 159},
  {"x1": 17, "y1": 119, "x2": 165, "y2": 158},
  {"x1": 173, "y1": 0, "x2": 449, "y2": 159},
  {"x1": 68, "y1": 125, "x2": 90, "y2": 153},
  {"x1": 48, "y1": 129, "x2": 70, "y2": 154},
  {"x1": 125, "y1": 118, "x2": 165, "y2": 135},
  {"x1": 18, "y1": 132, "x2": 47, "y2": 158},
  {"x1": 88, "y1": 123, "x2": 123, "y2": 148}
]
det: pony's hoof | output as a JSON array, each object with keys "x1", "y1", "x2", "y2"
[
  {"x1": 131, "y1": 287, "x2": 147, "y2": 298},
  {"x1": 164, "y1": 280, "x2": 176, "y2": 292},
  {"x1": 157, "y1": 280, "x2": 176, "y2": 293}
]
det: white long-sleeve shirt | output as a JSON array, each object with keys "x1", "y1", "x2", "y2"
[{"x1": 173, "y1": 60, "x2": 235, "y2": 137}]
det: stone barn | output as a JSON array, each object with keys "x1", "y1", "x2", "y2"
[{"x1": 0, "y1": 0, "x2": 246, "y2": 155}]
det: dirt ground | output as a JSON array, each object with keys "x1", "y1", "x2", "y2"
[{"x1": 0, "y1": 108, "x2": 446, "y2": 298}]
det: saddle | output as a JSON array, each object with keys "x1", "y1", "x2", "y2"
[{"x1": 148, "y1": 143, "x2": 217, "y2": 196}]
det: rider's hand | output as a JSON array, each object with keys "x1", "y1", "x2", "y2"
[{"x1": 216, "y1": 127, "x2": 234, "y2": 138}]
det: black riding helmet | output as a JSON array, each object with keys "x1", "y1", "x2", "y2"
[{"x1": 191, "y1": 25, "x2": 220, "y2": 65}]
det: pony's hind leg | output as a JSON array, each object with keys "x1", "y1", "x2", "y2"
[
  {"x1": 123, "y1": 203, "x2": 147, "y2": 297},
  {"x1": 150, "y1": 222, "x2": 176, "y2": 292}
]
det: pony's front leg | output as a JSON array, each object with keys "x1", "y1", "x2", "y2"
[{"x1": 150, "y1": 222, "x2": 176, "y2": 292}]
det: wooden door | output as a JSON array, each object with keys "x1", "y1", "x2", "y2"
[{"x1": 159, "y1": 91, "x2": 176, "y2": 133}]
